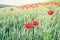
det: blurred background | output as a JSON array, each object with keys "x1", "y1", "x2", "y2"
[
  {"x1": 0, "y1": 0, "x2": 60, "y2": 8},
  {"x1": 0, "y1": 0, "x2": 49, "y2": 8}
]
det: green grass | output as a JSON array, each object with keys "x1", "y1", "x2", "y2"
[{"x1": 0, "y1": 5, "x2": 60, "y2": 40}]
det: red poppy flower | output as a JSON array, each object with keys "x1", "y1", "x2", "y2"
[
  {"x1": 48, "y1": 10, "x2": 54, "y2": 15},
  {"x1": 24, "y1": 23, "x2": 32, "y2": 28},
  {"x1": 32, "y1": 20, "x2": 39, "y2": 26}
]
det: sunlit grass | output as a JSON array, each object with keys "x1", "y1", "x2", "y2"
[{"x1": 0, "y1": 5, "x2": 60, "y2": 40}]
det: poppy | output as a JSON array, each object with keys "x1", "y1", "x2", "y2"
[
  {"x1": 32, "y1": 20, "x2": 39, "y2": 26},
  {"x1": 24, "y1": 23, "x2": 32, "y2": 28},
  {"x1": 48, "y1": 10, "x2": 54, "y2": 15}
]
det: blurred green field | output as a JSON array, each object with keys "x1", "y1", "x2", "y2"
[
  {"x1": 50, "y1": 0, "x2": 60, "y2": 2},
  {"x1": 0, "y1": 5, "x2": 60, "y2": 40}
]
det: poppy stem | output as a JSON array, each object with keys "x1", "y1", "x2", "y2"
[{"x1": 32, "y1": 26, "x2": 34, "y2": 40}]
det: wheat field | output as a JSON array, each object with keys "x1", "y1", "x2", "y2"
[{"x1": 0, "y1": 5, "x2": 60, "y2": 40}]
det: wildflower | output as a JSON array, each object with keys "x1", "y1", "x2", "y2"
[
  {"x1": 32, "y1": 20, "x2": 39, "y2": 26},
  {"x1": 48, "y1": 10, "x2": 54, "y2": 15},
  {"x1": 24, "y1": 23, "x2": 32, "y2": 28}
]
